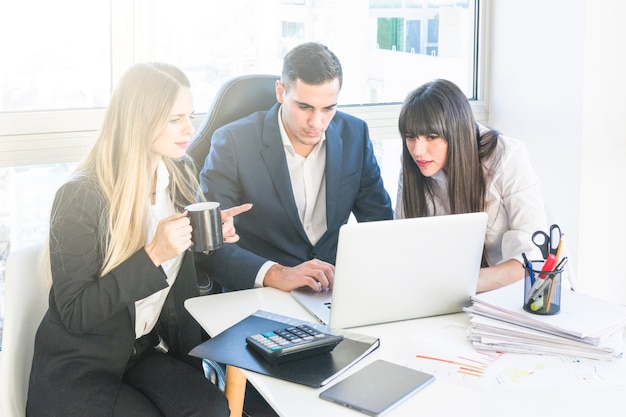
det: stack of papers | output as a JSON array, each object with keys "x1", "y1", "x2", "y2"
[{"x1": 464, "y1": 280, "x2": 626, "y2": 361}]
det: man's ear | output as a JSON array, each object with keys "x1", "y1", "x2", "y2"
[{"x1": 275, "y1": 80, "x2": 285, "y2": 104}]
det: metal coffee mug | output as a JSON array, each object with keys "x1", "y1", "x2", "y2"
[{"x1": 185, "y1": 202, "x2": 223, "y2": 253}]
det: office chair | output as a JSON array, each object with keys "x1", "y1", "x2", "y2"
[
  {"x1": 187, "y1": 74, "x2": 279, "y2": 171},
  {"x1": 187, "y1": 74, "x2": 278, "y2": 299},
  {"x1": 185, "y1": 74, "x2": 279, "y2": 417},
  {"x1": 0, "y1": 243, "x2": 48, "y2": 417}
]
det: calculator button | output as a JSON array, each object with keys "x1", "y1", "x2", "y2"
[{"x1": 275, "y1": 330, "x2": 300, "y2": 342}]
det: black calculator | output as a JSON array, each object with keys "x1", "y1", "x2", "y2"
[{"x1": 245, "y1": 324, "x2": 344, "y2": 365}]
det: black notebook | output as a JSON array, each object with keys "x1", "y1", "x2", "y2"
[{"x1": 188, "y1": 310, "x2": 380, "y2": 387}]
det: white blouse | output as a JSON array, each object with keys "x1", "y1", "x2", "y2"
[
  {"x1": 395, "y1": 129, "x2": 547, "y2": 267},
  {"x1": 134, "y1": 160, "x2": 184, "y2": 338}
]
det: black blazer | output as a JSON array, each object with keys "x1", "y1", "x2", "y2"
[{"x1": 27, "y1": 172, "x2": 207, "y2": 417}]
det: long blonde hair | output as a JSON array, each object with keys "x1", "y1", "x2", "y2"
[{"x1": 46, "y1": 63, "x2": 200, "y2": 283}]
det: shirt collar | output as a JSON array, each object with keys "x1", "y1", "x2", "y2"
[
  {"x1": 155, "y1": 159, "x2": 170, "y2": 193},
  {"x1": 278, "y1": 105, "x2": 326, "y2": 158}
]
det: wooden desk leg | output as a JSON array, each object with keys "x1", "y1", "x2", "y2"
[{"x1": 225, "y1": 365, "x2": 247, "y2": 417}]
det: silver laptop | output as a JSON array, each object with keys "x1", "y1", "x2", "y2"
[{"x1": 291, "y1": 212, "x2": 487, "y2": 328}]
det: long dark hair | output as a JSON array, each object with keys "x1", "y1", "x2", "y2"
[{"x1": 399, "y1": 79, "x2": 500, "y2": 266}]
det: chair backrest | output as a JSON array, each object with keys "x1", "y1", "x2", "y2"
[
  {"x1": 187, "y1": 74, "x2": 279, "y2": 170},
  {"x1": 0, "y1": 243, "x2": 48, "y2": 417}
]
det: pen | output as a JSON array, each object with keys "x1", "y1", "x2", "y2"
[
  {"x1": 554, "y1": 256, "x2": 568, "y2": 271},
  {"x1": 528, "y1": 261, "x2": 535, "y2": 286},
  {"x1": 522, "y1": 252, "x2": 534, "y2": 285},
  {"x1": 530, "y1": 276, "x2": 552, "y2": 301},
  {"x1": 525, "y1": 254, "x2": 557, "y2": 303}
]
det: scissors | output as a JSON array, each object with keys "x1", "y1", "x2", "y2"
[{"x1": 532, "y1": 224, "x2": 562, "y2": 259}]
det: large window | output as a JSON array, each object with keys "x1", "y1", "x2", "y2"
[
  {"x1": 140, "y1": 0, "x2": 478, "y2": 107},
  {"x1": 0, "y1": 0, "x2": 487, "y2": 346},
  {"x1": 0, "y1": 1, "x2": 111, "y2": 113},
  {"x1": 1, "y1": 0, "x2": 478, "y2": 114}
]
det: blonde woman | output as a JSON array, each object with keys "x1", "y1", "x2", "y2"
[{"x1": 27, "y1": 63, "x2": 250, "y2": 417}]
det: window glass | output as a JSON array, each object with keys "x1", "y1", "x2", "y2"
[
  {"x1": 370, "y1": 0, "x2": 403, "y2": 7},
  {"x1": 0, "y1": 1, "x2": 110, "y2": 112},
  {"x1": 146, "y1": 0, "x2": 476, "y2": 108},
  {"x1": 0, "y1": 0, "x2": 477, "y2": 113},
  {"x1": 377, "y1": 18, "x2": 405, "y2": 51}
]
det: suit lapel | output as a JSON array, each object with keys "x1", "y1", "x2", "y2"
[
  {"x1": 324, "y1": 121, "x2": 342, "y2": 230},
  {"x1": 260, "y1": 108, "x2": 310, "y2": 242}
]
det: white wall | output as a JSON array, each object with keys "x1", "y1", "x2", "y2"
[
  {"x1": 578, "y1": 1, "x2": 626, "y2": 302},
  {"x1": 488, "y1": 0, "x2": 626, "y2": 303}
]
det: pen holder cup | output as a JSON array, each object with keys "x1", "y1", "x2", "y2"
[{"x1": 523, "y1": 259, "x2": 563, "y2": 315}]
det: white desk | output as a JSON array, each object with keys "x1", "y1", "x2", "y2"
[{"x1": 185, "y1": 288, "x2": 626, "y2": 417}]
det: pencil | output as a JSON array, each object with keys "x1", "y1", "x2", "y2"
[{"x1": 555, "y1": 235, "x2": 564, "y2": 261}]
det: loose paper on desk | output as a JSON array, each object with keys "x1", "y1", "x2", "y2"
[{"x1": 401, "y1": 314, "x2": 626, "y2": 391}]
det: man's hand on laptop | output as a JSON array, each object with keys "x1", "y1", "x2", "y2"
[{"x1": 264, "y1": 260, "x2": 335, "y2": 292}]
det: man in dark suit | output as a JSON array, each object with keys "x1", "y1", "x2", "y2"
[{"x1": 200, "y1": 42, "x2": 393, "y2": 292}]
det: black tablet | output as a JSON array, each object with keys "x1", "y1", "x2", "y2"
[{"x1": 319, "y1": 360, "x2": 435, "y2": 416}]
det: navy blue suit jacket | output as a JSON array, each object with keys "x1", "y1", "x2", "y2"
[{"x1": 200, "y1": 104, "x2": 393, "y2": 290}]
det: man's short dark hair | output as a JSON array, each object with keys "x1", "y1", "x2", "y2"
[{"x1": 281, "y1": 42, "x2": 343, "y2": 91}]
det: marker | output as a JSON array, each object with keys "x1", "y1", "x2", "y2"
[
  {"x1": 530, "y1": 293, "x2": 544, "y2": 311},
  {"x1": 537, "y1": 254, "x2": 557, "y2": 279},
  {"x1": 525, "y1": 254, "x2": 557, "y2": 303}
]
